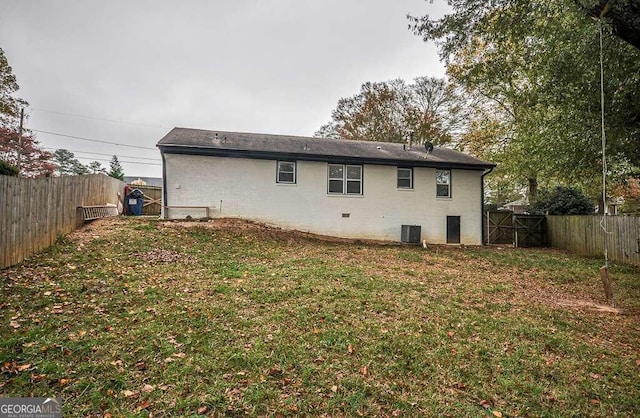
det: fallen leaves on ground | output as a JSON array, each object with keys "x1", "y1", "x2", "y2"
[
  {"x1": 133, "y1": 248, "x2": 182, "y2": 263},
  {"x1": 1, "y1": 217, "x2": 638, "y2": 417}
]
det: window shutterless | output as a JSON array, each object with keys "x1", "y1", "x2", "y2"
[
  {"x1": 328, "y1": 164, "x2": 362, "y2": 195},
  {"x1": 436, "y1": 169, "x2": 451, "y2": 198},
  {"x1": 277, "y1": 161, "x2": 296, "y2": 184},
  {"x1": 328, "y1": 164, "x2": 344, "y2": 193},
  {"x1": 346, "y1": 165, "x2": 362, "y2": 194},
  {"x1": 397, "y1": 167, "x2": 413, "y2": 189}
]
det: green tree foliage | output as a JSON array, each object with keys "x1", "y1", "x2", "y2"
[
  {"x1": 409, "y1": 0, "x2": 640, "y2": 200},
  {"x1": 529, "y1": 186, "x2": 595, "y2": 215},
  {"x1": 0, "y1": 159, "x2": 18, "y2": 176},
  {"x1": 108, "y1": 155, "x2": 124, "y2": 180},
  {"x1": 53, "y1": 149, "x2": 89, "y2": 176},
  {"x1": 576, "y1": 0, "x2": 640, "y2": 49},
  {"x1": 316, "y1": 77, "x2": 466, "y2": 146},
  {"x1": 87, "y1": 160, "x2": 106, "y2": 174}
]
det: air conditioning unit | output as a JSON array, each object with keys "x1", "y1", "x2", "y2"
[{"x1": 401, "y1": 225, "x2": 421, "y2": 244}]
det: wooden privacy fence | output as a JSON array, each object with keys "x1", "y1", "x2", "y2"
[
  {"x1": 485, "y1": 211, "x2": 547, "y2": 247},
  {"x1": 547, "y1": 215, "x2": 640, "y2": 267},
  {"x1": 514, "y1": 215, "x2": 546, "y2": 248},
  {"x1": 485, "y1": 211, "x2": 513, "y2": 245},
  {"x1": 127, "y1": 184, "x2": 162, "y2": 216},
  {"x1": 0, "y1": 174, "x2": 125, "y2": 270}
]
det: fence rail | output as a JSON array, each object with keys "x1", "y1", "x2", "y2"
[
  {"x1": 547, "y1": 215, "x2": 640, "y2": 267},
  {"x1": 1, "y1": 174, "x2": 125, "y2": 270}
]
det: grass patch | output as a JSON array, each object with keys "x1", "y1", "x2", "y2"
[{"x1": 1, "y1": 217, "x2": 639, "y2": 416}]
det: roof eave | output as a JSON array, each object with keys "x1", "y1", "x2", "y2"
[{"x1": 157, "y1": 144, "x2": 495, "y2": 171}]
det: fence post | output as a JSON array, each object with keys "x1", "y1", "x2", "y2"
[{"x1": 486, "y1": 211, "x2": 490, "y2": 245}]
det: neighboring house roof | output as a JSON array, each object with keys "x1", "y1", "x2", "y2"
[
  {"x1": 500, "y1": 197, "x2": 529, "y2": 214},
  {"x1": 502, "y1": 197, "x2": 529, "y2": 208},
  {"x1": 157, "y1": 128, "x2": 495, "y2": 170},
  {"x1": 123, "y1": 176, "x2": 163, "y2": 187}
]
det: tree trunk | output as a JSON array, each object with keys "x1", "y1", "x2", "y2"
[
  {"x1": 527, "y1": 177, "x2": 538, "y2": 202},
  {"x1": 597, "y1": 196, "x2": 604, "y2": 214},
  {"x1": 576, "y1": 0, "x2": 640, "y2": 51}
]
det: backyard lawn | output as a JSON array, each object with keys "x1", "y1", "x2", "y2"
[{"x1": 1, "y1": 217, "x2": 639, "y2": 417}]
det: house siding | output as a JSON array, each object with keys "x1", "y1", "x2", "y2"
[{"x1": 164, "y1": 154, "x2": 484, "y2": 244}]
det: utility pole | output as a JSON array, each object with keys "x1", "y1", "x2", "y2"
[{"x1": 16, "y1": 107, "x2": 24, "y2": 175}]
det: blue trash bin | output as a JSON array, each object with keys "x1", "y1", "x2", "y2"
[{"x1": 126, "y1": 189, "x2": 145, "y2": 216}]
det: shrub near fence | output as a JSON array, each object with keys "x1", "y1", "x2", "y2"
[
  {"x1": 0, "y1": 174, "x2": 125, "y2": 269},
  {"x1": 547, "y1": 215, "x2": 640, "y2": 267}
]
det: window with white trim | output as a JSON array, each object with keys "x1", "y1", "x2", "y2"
[
  {"x1": 277, "y1": 161, "x2": 296, "y2": 184},
  {"x1": 397, "y1": 167, "x2": 413, "y2": 189},
  {"x1": 436, "y1": 169, "x2": 451, "y2": 198},
  {"x1": 328, "y1": 164, "x2": 362, "y2": 195}
]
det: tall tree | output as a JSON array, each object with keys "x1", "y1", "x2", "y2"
[
  {"x1": 0, "y1": 48, "x2": 55, "y2": 177},
  {"x1": 108, "y1": 155, "x2": 125, "y2": 180},
  {"x1": 0, "y1": 48, "x2": 27, "y2": 130},
  {"x1": 576, "y1": 0, "x2": 640, "y2": 50},
  {"x1": 316, "y1": 77, "x2": 466, "y2": 146},
  {"x1": 410, "y1": 0, "x2": 640, "y2": 200},
  {"x1": 53, "y1": 149, "x2": 89, "y2": 176},
  {"x1": 87, "y1": 161, "x2": 106, "y2": 174}
]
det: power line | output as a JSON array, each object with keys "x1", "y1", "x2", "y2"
[
  {"x1": 31, "y1": 108, "x2": 169, "y2": 130},
  {"x1": 31, "y1": 129, "x2": 157, "y2": 150},
  {"x1": 72, "y1": 155, "x2": 161, "y2": 166},
  {"x1": 42, "y1": 147, "x2": 161, "y2": 162}
]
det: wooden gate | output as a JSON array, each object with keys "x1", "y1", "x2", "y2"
[
  {"x1": 486, "y1": 211, "x2": 514, "y2": 245},
  {"x1": 514, "y1": 215, "x2": 546, "y2": 247},
  {"x1": 485, "y1": 211, "x2": 547, "y2": 247},
  {"x1": 128, "y1": 185, "x2": 162, "y2": 216}
]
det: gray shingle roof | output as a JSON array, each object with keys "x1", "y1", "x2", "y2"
[{"x1": 157, "y1": 127, "x2": 494, "y2": 170}]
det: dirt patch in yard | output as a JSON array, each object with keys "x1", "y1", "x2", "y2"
[
  {"x1": 158, "y1": 217, "x2": 396, "y2": 245},
  {"x1": 132, "y1": 248, "x2": 183, "y2": 264},
  {"x1": 67, "y1": 216, "x2": 123, "y2": 245},
  {"x1": 554, "y1": 299, "x2": 624, "y2": 314}
]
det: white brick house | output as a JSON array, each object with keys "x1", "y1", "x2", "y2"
[{"x1": 157, "y1": 128, "x2": 495, "y2": 245}]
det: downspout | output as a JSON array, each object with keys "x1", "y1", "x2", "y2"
[
  {"x1": 481, "y1": 167, "x2": 494, "y2": 245},
  {"x1": 161, "y1": 150, "x2": 168, "y2": 220}
]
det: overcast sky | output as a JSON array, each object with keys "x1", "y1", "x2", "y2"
[{"x1": 0, "y1": 0, "x2": 448, "y2": 178}]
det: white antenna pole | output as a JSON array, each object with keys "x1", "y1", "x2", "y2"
[
  {"x1": 598, "y1": 17, "x2": 614, "y2": 305},
  {"x1": 599, "y1": 18, "x2": 608, "y2": 262},
  {"x1": 599, "y1": 19, "x2": 608, "y2": 217}
]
